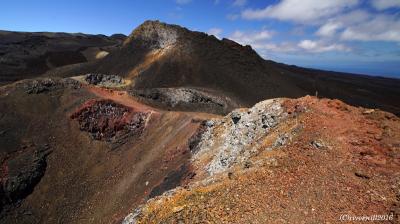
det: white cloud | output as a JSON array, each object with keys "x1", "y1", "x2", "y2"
[
  {"x1": 332, "y1": 10, "x2": 371, "y2": 26},
  {"x1": 176, "y1": 0, "x2": 191, "y2": 5},
  {"x1": 233, "y1": 0, "x2": 247, "y2": 7},
  {"x1": 241, "y1": 0, "x2": 359, "y2": 23},
  {"x1": 316, "y1": 22, "x2": 342, "y2": 37},
  {"x1": 315, "y1": 10, "x2": 371, "y2": 37},
  {"x1": 340, "y1": 14, "x2": 400, "y2": 41},
  {"x1": 228, "y1": 27, "x2": 349, "y2": 54},
  {"x1": 314, "y1": 10, "x2": 400, "y2": 42},
  {"x1": 262, "y1": 42, "x2": 298, "y2": 53},
  {"x1": 207, "y1": 28, "x2": 223, "y2": 38},
  {"x1": 298, "y1": 40, "x2": 318, "y2": 50},
  {"x1": 229, "y1": 29, "x2": 273, "y2": 47},
  {"x1": 298, "y1": 39, "x2": 350, "y2": 52},
  {"x1": 371, "y1": 0, "x2": 400, "y2": 10}
]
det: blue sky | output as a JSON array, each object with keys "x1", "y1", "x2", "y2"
[{"x1": 1, "y1": 0, "x2": 399, "y2": 77}]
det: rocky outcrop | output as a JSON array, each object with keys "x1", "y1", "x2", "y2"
[
  {"x1": 70, "y1": 99, "x2": 149, "y2": 142},
  {"x1": 124, "y1": 20, "x2": 179, "y2": 49},
  {"x1": 121, "y1": 98, "x2": 292, "y2": 223},
  {"x1": 192, "y1": 99, "x2": 286, "y2": 175},
  {"x1": 84, "y1": 73, "x2": 124, "y2": 87},
  {"x1": 131, "y1": 87, "x2": 237, "y2": 115},
  {"x1": 23, "y1": 78, "x2": 80, "y2": 94}
]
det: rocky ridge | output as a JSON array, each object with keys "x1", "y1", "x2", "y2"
[{"x1": 122, "y1": 96, "x2": 400, "y2": 224}]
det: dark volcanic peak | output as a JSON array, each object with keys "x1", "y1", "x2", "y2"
[
  {"x1": 123, "y1": 20, "x2": 259, "y2": 56},
  {"x1": 40, "y1": 20, "x2": 400, "y2": 115}
]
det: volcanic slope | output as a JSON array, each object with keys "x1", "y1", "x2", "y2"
[
  {"x1": 0, "y1": 30, "x2": 126, "y2": 85},
  {"x1": 45, "y1": 20, "x2": 400, "y2": 115},
  {"x1": 123, "y1": 96, "x2": 400, "y2": 224},
  {"x1": 0, "y1": 77, "x2": 218, "y2": 223}
]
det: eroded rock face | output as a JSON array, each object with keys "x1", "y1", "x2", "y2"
[
  {"x1": 70, "y1": 99, "x2": 148, "y2": 142},
  {"x1": 192, "y1": 99, "x2": 286, "y2": 175}
]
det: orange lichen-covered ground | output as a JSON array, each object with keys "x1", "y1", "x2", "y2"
[{"x1": 129, "y1": 96, "x2": 400, "y2": 224}]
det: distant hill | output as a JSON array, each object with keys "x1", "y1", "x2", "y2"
[
  {"x1": 42, "y1": 20, "x2": 400, "y2": 115},
  {"x1": 0, "y1": 30, "x2": 126, "y2": 85}
]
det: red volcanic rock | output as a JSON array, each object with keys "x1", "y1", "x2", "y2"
[{"x1": 70, "y1": 99, "x2": 148, "y2": 141}]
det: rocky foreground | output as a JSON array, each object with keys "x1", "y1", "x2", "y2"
[
  {"x1": 123, "y1": 96, "x2": 400, "y2": 224},
  {"x1": 0, "y1": 76, "x2": 399, "y2": 223}
]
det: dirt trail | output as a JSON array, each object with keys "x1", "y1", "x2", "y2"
[
  {"x1": 84, "y1": 85, "x2": 156, "y2": 112},
  {"x1": 84, "y1": 84, "x2": 220, "y2": 120}
]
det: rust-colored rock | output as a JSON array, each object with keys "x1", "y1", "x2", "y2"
[{"x1": 70, "y1": 99, "x2": 149, "y2": 141}]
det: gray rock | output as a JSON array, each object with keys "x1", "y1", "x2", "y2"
[
  {"x1": 23, "y1": 78, "x2": 80, "y2": 94},
  {"x1": 193, "y1": 99, "x2": 286, "y2": 175},
  {"x1": 273, "y1": 133, "x2": 290, "y2": 148},
  {"x1": 133, "y1": 20, "x2": 178, "y2": 49},
  {"x1": 122, "y1": 206, "x2": 143, "y2": 224},
  {"x1": 311, "y1": 140, "x2": 325, "y2": 149},
  {"x1": 131, "y1": 87, "x2": 231, "y2": 114},
  {"x1": 84, "y1": 73, "x2": 124, "y2": 87}
]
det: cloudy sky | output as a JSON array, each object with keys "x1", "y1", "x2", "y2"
[{"x1": 1, "y1": 0, "x2": 399, "y2": 77}]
